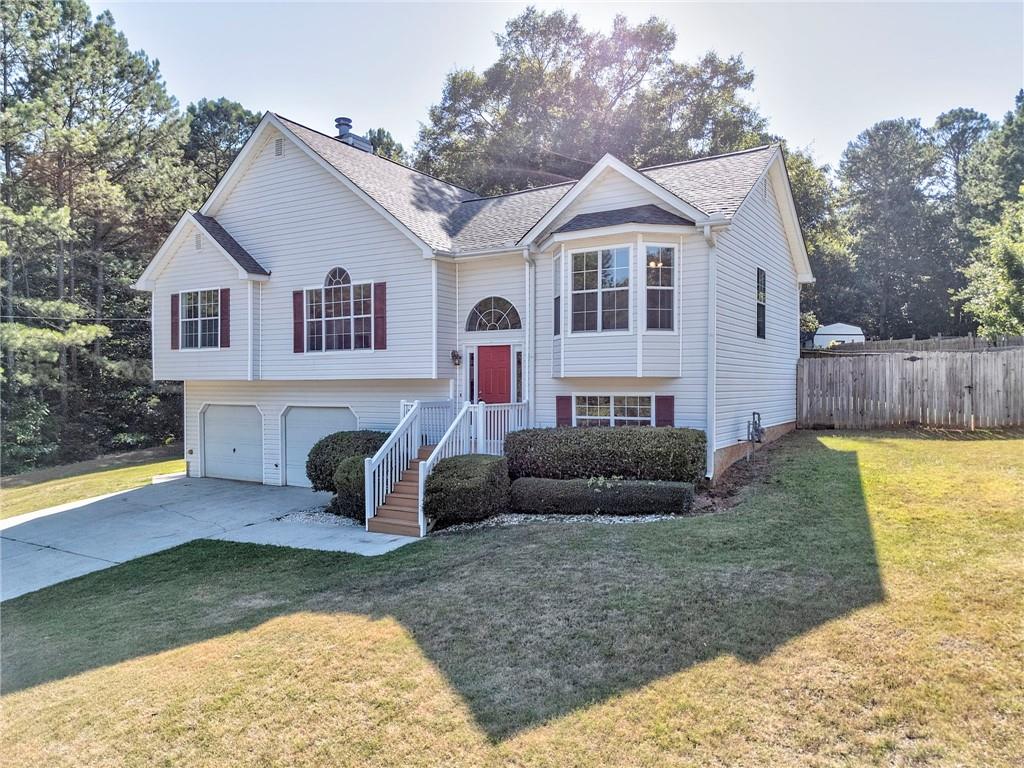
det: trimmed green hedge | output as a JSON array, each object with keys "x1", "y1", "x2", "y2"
[
  {"x1": 510, "y1": 477, "x2": 694, "y2": 516},
  {"x1": 504, "y1": 427, "x2": 705, "y2": 483},
  {"x1": 332, "y1": 455, "x2": 368, "y2": 522},
  {"x1": 305, "y1": 430, "x2": 389, "y2": 491},
  {"x1": 424, "y1": 455, "x2": 510, "y2": 530}
]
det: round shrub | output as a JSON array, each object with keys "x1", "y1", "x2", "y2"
[
  {"x1": 424, "y1": 455, "x2": 509, "y2": 530},
  {"x1": 504, "y1": 427, "x2": 705, "y2": 483},
  {"x1": 510, "y1": 477, "x2": 694, "y2": 516},
  {"x1": 305, "y1": 430, "x2": 389, "y2": 491},
  {"x1": 332, "y1": 455, "x2": 368, "y2": 522}
]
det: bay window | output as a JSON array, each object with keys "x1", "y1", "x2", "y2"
[{"x1": 571, "y1": 246, "x2": 630, "y2": 332}]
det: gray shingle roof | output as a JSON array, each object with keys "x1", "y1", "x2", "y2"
[
  {"x1": 553, "y1": 204, "x2": 694, "y2": 234},
  {"x1": 642, "y1": 145, "x2": 775, "y2": 218},
  {"x1": 192, "y1": 213, "x2": 270, "y2": 275},
  {"x1": 275, "y1": 114, "x2": 776, "y2": 253}
]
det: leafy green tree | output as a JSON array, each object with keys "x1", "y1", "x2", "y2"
[
  {"x1": 414, "y1": 8, "x2": 770, "y2": 194},
  {"x1": 957, "y1": 186, "x2": 1024, "y2": 337},
  {"x1": 365, "y1": 128, "x2": 408, "y2": 164},
  {"x1": 184, "y1": 97, "x2": 261, "y2": 197},
  {"x1": 839, "y1": 119, "x2": 945, "y2": 338},
  {"x1": 2, "y1": 0, "x2": 187, "y2": 471}
]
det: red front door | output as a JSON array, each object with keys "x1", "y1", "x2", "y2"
[{"x1": 477, "y1": 345, "x2": 511, "y2": 404}]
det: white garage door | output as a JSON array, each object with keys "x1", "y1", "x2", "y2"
[
  {"x1": 284, "y1": 406, "x2": 358, "y2": 487},
  {"x1": 203, "y1": 405, "x2": 263, "y2": 482}
]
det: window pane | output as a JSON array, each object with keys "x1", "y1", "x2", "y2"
[
  {"x1": 324, "y1": 286, "x2": 344, "y2": 318},
  {"x1": 756, "y1": 268, "x2": 766, "y2": 303},
  {"x1": 182, "y1": 318, "x2": 199, "y2": 348},
  {"x1": 572, "y1": 292, "x2": 597, "y2": 332},
  {"x1": 352, "y1": 283, "x2": 372, "y2": 317},
  {"x1": 182, "y1": 292, "x2": 199, "y2": 320},
  {"x1": 515, "y1": 351, "x2": 523, "y2": 402},
  {"x1": 602, "y1": 288, "x2": 629, "y2": 330},
  {"x1": 613, "y1": 395, "x2": 652, "y2": 426},
  {"x1": 305, "y1": 289, "x2": 322, "y2": 319},
  {"x1": 353, "y1": 316, "x2": 372, "y2": 349},
  {"x1": 756, "y1": 302, "x2": 766, "y2": 339},
  {"x1": 553, "y1": 295, "x2": 561, "y2": 336},
  {"x1": 306, "y1": 320, "x2": 323, "y2": 351},
  {"x1": 572, "y1": 252, "x2": 598, "y2": 291},
  {"x1": 647, "y1": 288, "x2": 674, "y2": 330},
  {"x1": 601, "y1": 248, "x2": 629, "y2": 288},
  {"x1": 200, "y1": 318, "x2": 219, "y2": 348},
  {"x1": 575, "y1": 395, "x2": 611, "y2": 427},
  {"x1": 325, "y1": 267, "x2": 351, "y2": 287},
  {"x1": 325, "y1": 318, "x2": 348, "y2": 350},
  {"x1": 646, "y1": 246, "x2": 674, "y2": 287},
  {"x1": 200, "y1": 290, "x2": 219, "y2": 318}
]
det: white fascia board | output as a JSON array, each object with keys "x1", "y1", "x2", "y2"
[
  {"x1": 518, "y1": 154, "x2": 711, "y2": 247},
  {"x1": 133, "y1": 212, "x2": 268, "y2": 290},
  {"x1": 264, "y1": 114, "x2": 434, "y2": 259},
  {"x1": 133, "y1": 211, "x2": 193, "y2": 290},
  {"x1": 539, "y1": 222, "x2": 699, "y2": 251}
]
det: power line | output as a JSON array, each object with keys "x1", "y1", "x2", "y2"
[{"x1": 0, "y1": 315, "x2": 151, "y2": 322}]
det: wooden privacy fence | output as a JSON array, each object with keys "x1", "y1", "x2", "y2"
[
  {"x1": 834, "y1": 334, "x2": 1023, "y2": 353},
  {"x1": 797, "y1": 348, "x2": 1024, "y2": 429}
]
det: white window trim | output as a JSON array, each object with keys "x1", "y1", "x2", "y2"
[
  {"x1": 571, "y1": 393, "x2": 656, "y2": 427},
  {"x1": 178, "y1": 286, "x2": 222, "y2": 351},
  {"x1": 643, "y1": 241, "x2": 680, "y2": 335},
  {"x1": 302, "y1": 269, "x2": 376, "y2": 355},
  {"x1": 755, "y1": 266, "x2": 767, "y2": 341},
  {"x1": 567, "y1": 243, "x2": 634, "y2": 336}
]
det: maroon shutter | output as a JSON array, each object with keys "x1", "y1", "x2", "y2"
[
  {"x1": 219, "y1": 288, "x2": 230, "y2": 347},
  {"x1": 292, "y1": 290, "x2": 304, "y2": 353},
  {"x1": 373, "y1": 282, "x2": 387, "y2": 350},
  {"x1": 655, "y1": 395, "x2": 675, "y2": 427},
  {"x1": 170, "y1": 294, "x2": 180, "y2": 350},
  {"x1": 556, "y1": 396, "x2": 572, "y2": 427}
]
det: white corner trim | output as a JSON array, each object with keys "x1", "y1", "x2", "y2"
[
  {"x1": 704, "y1": 224, "x2": 717, "y2": 479},
  {"x1": 431, "y1": 260, "x2": 438, "y2": 379},
  {"x1": 519, "y1": 154, "x2": 711, "y2": 247}
]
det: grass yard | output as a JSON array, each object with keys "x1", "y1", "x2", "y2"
[
  {"x1": 2, "y1": 431, "x2": 1022, "y2": 767},
  {"x1": 0, "y1": 446, "x2": 184, "y2": 520}
]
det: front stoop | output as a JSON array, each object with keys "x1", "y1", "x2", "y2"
[{"x1": 366, "y1": 445, "x2": 434, "y2": 536}]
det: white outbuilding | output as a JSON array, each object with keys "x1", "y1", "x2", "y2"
[{"x1": 814, "y1": 322, "x2": 866, "y2": 348}]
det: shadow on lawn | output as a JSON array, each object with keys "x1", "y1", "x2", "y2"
[{"x1": 1, "y1": 434, "x2": 884, "y2": 740}]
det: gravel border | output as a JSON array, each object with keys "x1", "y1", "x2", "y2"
[
  {"x1": 276, "y1": 507, "x2": 361, "y2": 528},
  {"x1": 436, "y1": 512, "x2": 687, "y2": 534}
]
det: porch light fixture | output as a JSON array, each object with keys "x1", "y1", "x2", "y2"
[{"x1": 450, "y1": 350, "x2": 462, "y2": 366}]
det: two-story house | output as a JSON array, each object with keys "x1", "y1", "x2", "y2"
[{"x1": 135, "y1": 113, "x2": 813, "y2": 535}]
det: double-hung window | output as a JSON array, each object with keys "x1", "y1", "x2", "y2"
[
  {"x1": 755, "y1": 267, "x2": 766, "y2": 339},
  {"x1": 574, "y1": 395, "x2": 653, "y2": 427},
  {"x1": 571, "y1": 246, "x2": 630, "y2": 332},
  {"x1": 180, "y1": 289, "x2": 220, "y2": 349},
  {"x1": 646, "y1": 245, "x2": 675, "y2": 331},
  {"x1": 305, "y1": 267, "x2": 373, "y2": 352}
]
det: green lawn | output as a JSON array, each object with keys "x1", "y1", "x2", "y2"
[
  {"x1": 0, "y1": 446, "x2": 184, "y2": 520},
  {"x1": 2, "y1": 431, "x2": 1021, "y2": 767}
]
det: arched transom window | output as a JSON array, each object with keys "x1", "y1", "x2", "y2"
[
  {"x1": 305, "y1": 266, "x2": 373, "y2": 351},
  {"x1": 466, "y1": 296, "x2": 522, "y2": 332}
]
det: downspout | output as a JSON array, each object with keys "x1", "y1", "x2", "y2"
[
  {"x1": 522, "y1": 248, "x2": 535, "y2": 426},
  {"x1": 704, "y1": 223, "x2": 717, "y2": 480}
]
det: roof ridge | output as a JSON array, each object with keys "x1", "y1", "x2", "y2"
[
  {"x1": 273, "y1": 113, "x2": 479, "y2": 197},
  {"x1": 460, "y1": 179, "x2": 576, "y2": 204},
  {"x1": 639, "y1": 143, "x2": 777, "y2": 172}
]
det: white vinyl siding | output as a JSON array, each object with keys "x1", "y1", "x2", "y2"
[
  {"x1": 184, "y1": 379, "x2": 451, "y2": 485},
  {"x1": 151, "y1": 224, "x2": 248, "y2": 380},
  {"x1": 713, "y1": 176, "x2": 800, "y2": 450},
  {"x1": 207, "y1": 128, "x2": 435, "y2": 380},
  {"x1": 546, "y1": 167, "x2": 669, "y2": 233}
]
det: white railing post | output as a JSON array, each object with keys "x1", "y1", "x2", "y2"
[
  {"x1": 476, "y1": 401, "x2": 487, "y2": 453},
  {"x1": 364, "y1": 456, "x2": 374, "y2": 521}
]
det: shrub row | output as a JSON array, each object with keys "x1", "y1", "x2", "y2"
[
  {"x1": 510, "y1": 477, "x2": 694, "y2": 516},
  {"x1": 424, "y1": 455, "x2": 510, "y2": 530},
  {"x1": 305, "y1": 430, "x2": 389, "y2": 491},
  {"x1": 332, "y1": 455, "x2": 368, "y2": 522},
  {"x1": 504, "y1": 427, "x2": 705, "y2": 484}
]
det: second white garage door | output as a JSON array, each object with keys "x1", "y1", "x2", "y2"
[
  {"x1": 203, "y1": 405, "x2": 263, "y2": 483},
  {"x1": 284, "y1": 406, "x2": 358, "y2": 487}
]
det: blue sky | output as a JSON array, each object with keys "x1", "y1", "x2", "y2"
[{"x1": 90, "y1": 2, "x2": 1022, "y2": 170}]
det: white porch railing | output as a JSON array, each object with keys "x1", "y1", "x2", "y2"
[
  {"x1": 364, "y1": 402, "x2": 423, "y2": 524},
  {"x1": 400, "y1": 399, "x2": 455, "y2": 446},
  {"x1": 416, "y1": 401, "x2": 530, "y2": 535}
]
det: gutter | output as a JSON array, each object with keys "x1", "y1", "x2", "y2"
[{"x1": 704, "y1": 223, "x2": 719, "y2": 480}]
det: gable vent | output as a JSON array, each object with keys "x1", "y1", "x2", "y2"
[
  {"x1": 274, "y1": 137, "x2": 284, "y2": 157},
  {"x1": 194, "y1": 232, "x2": 202, "y2": 250}
]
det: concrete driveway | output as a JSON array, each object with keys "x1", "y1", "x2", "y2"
[{"x1": 1, "y1": 477, "x2": 416, "y2": 601}]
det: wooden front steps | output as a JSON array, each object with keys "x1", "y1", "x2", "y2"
[{"x1": 366, "y1": 445, "x2": 434, "y2": 537}]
